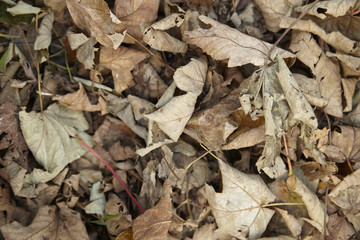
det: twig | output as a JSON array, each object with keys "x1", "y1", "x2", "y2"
[{"x1": 282, "y1": 134, "x2": 292, "y2": 176}]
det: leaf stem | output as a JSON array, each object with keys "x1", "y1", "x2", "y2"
[{"x1": 76, "y1": 136, "x2": 144, "y2": 214}]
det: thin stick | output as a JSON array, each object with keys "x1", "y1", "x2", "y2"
[
  {"x1": 76, "y1": 136, "x2": 144, "y2": 213},
  {"x1": 160, "y1": 147, "x2": 180, "y2": 180},
  {"x1": 185, "y1": 149, "x2": 211, "y2": 171},
  {"x1": 282, "y1": 134, "x2": 292, "y2": 176}
]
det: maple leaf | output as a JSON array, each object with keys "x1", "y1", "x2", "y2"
[{"x1": 203, "y1": 159, "x2": 276, "y2": 239}]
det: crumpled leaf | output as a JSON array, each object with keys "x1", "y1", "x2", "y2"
[
  {"x1": 0, "y1": 205, "x2": 89, "y2": 240},
  {"x1": 115, "y1": 0, "x2": 160, "y2": 43},
  {"x1": 6, "y1": 0, "x2": 40, "y2": 16},
  {"x1": 66, "y1": 0, "x2": 126, "y2": 49},
  {"x1": 287, "y1": 175, "x2": 328, "y2": 234},
  {"x1": 294, "y1": 0, "x2": 358, "y2": 19},
  {"x1": 105, "y1": 194, "x2": 132, "y2": 237},
  {"x1": 66, "y1": 31, "x2": 98, "y2": 69},
  {"x1": 326, "y1": 52, "x2": 360, "y2": 75},
  {"x1": 222, "y1": 125, "x2": 265, "y2": 150},
  {"x1": 327, "y1": 213, "x2": 356, "y2": 240},
  {"x1": 84, "y1": 181, "x2": 106, "y2": 217},
  {"x1": 203, "y1": 159, "x2": 276, "y2": 239},
  {"x1": 276, "y1": 56, "x2": 318, "y2": 129},
  {"x1": 19, "y1": 103, "x2": 93, "y2": 185},
  {"x1": 143, "y1": 13, "x2": 187, "y2": 54},
  {"x1": 253, "y1": 0, "x2": 303, "y2": 32},
  {"x1": 289, "y1": 31, "x2": 343, "y2": 118},
  {"x1": 100, "y1": 46, "x2": 148, "y2": 93},
  {"x1": 133, "y1": 180, "x2": 172, "y2": 240},
  {"x1": 34, "y1": 12, "x2": 54, "y2": 50},
  {"x1": 53, "y1": 83, "x2": 108, "y2": 115},
  {"x1": 184, "y1": 15, "x2": 295, "y2": 67},
  {"x1": 145, "y1": 58, "x2": 207, "y2": 142},
  {"x1": 275, "y1": 208, "x2": 302, "y2": 237}
]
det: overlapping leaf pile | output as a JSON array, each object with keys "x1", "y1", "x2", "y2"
[{"x1": 0, "y1": 0, "x2": 360, "y2": 239}]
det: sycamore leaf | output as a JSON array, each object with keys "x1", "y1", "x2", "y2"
[
  {"x1": 34, "y1": 12, "x2": 54, "y2": 50},
  {"x1": 19, "y1": 103, "x2": 93, "y2": 184},
  {"x1": 0, "y1": 206, "x2": 89, "y2": 240},
  {"x1": 294, "y1": 0, "x2": 358, "y2": 19},
  {"x1": 133, "y1": 180, "x2": 172, "y2": 240},
  {"x1": 114, "y1": 0, "x2": 160, "y2": 43},
  {"x1": 203, "y1": 159, "x2": 276, "y2": 239},
  {"x1": 66, "y1": 0, "x2": 126, "y2": 49},
  {"x1": 53, "y1": 83, "x2": 108, "y2": 115},
  {"x1": 100, "y1": 46, "x2": 148, "y2": 93},
  {"x1": 289, "y1": 31, "x2": 343, "y2": 118},
  {"x1": 184, "y1": 15, "x2": 294, "y2": 67},
  {"x1": 6, "y1": 1, "x2": 40, "y2": 16}
]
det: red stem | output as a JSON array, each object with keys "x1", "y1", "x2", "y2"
[{"x1": 77, "y1": 137, "x2": 144, "y2": 213}]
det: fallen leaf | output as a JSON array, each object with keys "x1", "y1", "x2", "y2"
[
  {"x1": 0, "y1": 205, "x2": 89, "y2": 240},
  {"x1": 105, "y1": 193, "x2": 132, "y2": 237},
  {"x1": 326, "y1": 52, "x2": 360, "y2": 75},
  {"x1": 203, "y1": 159, "x2": 276, "y2": 239},
  {"x1": 327, "y1": 213, "x2": 356, "y2": 240},
  {"x1": 66, "y1": 0, "x2": 126, "y2": 49},
  {"x1": 222, "y1": 125, "x2": 265, "y2": 150},
  {"x1": 53, "y1": 83, "x2": 108, "y2": 115},
  {"x1": 19, "y1": 103, "x2": 93, "y2": 184},
  {"x1": 100, "y1": 46, "x2": 148, "y2": 93},
  {"x1": 184, "y1": 15, "x2": 294, "y2": 68},
  {"x1": 44, "y1": 0, "x2": 66, "y2": 12},
  {"x1": 7, "y1": 1, "x2": 40, "y2": 16},
  {"x1": 275, "y1": 208, "x2": 302, "y2": 237},
  {"x1": 34, "y1": 12, "x2": 54, "y2": 50},
  {"x1": 114, "y1": 0, "x2": 160, "y2": 43},
  {"x1": 289, "y1": 30, "x2": 343, "y2": 118},
  {"x1": 84, "y1": 181, "x2": 106, "y2": 217},
  {"x1": 132, "y1": 180, "x2": 172, "y2": 240}
]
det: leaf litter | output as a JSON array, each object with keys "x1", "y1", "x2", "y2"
[{"x1": 0, "y1": 0, "x2": 360, "y2": 239}]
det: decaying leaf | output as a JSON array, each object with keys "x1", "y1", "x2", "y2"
[
  {"x1": 84, "y1": 181, "x2": 106, "y2": 217},
  {"x1": 6, "y1": 0, "x2": 40, "y2": 16},
  {"x1": 19, "y1": 103, "x2": 93, "y2": 184},
  {"x1": 66, "y1": 0, "x2": 126, "y2": 49},
  {"x1": 327, "y1": 213, "x2": 356, "y2": 240},
  {"x1": 185, "y1": 15, "x2": 294, "y2": 68},
  {"x1": 34, "y1": 12, "x2": 54, "y2": 50},
  {"x1": 0, "y1": 205, "x2": 89, "y2": 240},
  {"x1": 133, "y1": 180, "x2": 172, "y2": 240},
  {"x1": 114, "y1": 0, "x2": 160, "y2": 43},
  {"x1": 53, "y1": 83, "x2": 108, "y2": 115},
  {"x1": 203, "y1": 159, "x2": 276, "y2": 239},
  {"x1": 100, "y1": 46, "x2": 148, "y2": 93}
]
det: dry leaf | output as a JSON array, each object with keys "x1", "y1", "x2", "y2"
[
  {"x1": 34, "y1": 12, "x2": 54, "y2": 50},
  {"x1": 326, "y1": 52, "x2": 360, "y2": 74},
  {"x1": 289, "y1": 31, "x2": 343, "y2": 118},
  {"x1": 327, "y1": 213, "x2": 356, "y2": 240},
  {"x1": 100, "y1": 46, "x2": 148, "y2": 93},
  {"x1": 53, "y1": 83, "x2": 108, "y2": 115},
  {"x1": 294, "y1": 0, "x2": 358, "y2": 19},
  {"x1": 84, "y1": 181, "x2": 106, "y2": 217},
  {"x1": 44, "y1": 0, "x2": 66, "y2": 12},
  {"x1": 143, "y1": 14, "x2": 187, "y2": 54},
  {"x1": 293, "y1": 74, "x2": 328, "y2": 108},
  {"x1": 0, "y1": 206, "x2": 89, "y2": 240},
  {"x1": 133, "y1": 180, "x2": 172, "y2": 240},
  {"x1": 203, "y1": 159, "x2": 276, "y2": 239},
  {"x1": 115, "y1": 0, "x2": 160, "y2": 43},
  {"x1": 19, "y1": 103, "x2": 93, "y2": 184},
  {"x1": 66, "y1": 0, "x2": 126, "y2": 49},
  {"x1": 105, "y1": 194, "x2": 132, "y2": 237},
  {"x1": 222, "y1": 125, "x2": 265, "y2": 150},
  {"x1": 6, "y1": 0, "x2": 40, "y2": 16},
  {"x1": 184, "y1": 15, "x2": 294, "y2": 67},
  {"x1": 275, "y1": 208, "x2": 302, "y2": 237}
]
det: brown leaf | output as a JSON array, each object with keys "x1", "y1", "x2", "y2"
[
  {"x1": 53, "y1": 83, "x2": 108, "y2": 115},
  {"x1": 0, "y1": 102, "x2": 29, "y2": 170},
  {"x1": 115, "y1": 0, "x2": 160, "y2": 43},
  {"x1": 100, "y1": 46, "x2": 148, "y2": 93},
  {"x1": 327, "y1": 213, "x2": 356, "y2": 240},
  {"x1": 105, "y1": 193, "x2": 132, "y2": 237},
  {"x1": 133, "y1": 180, "x2": 172, "y2": 240},
  {"x1": 66, "y1": 0, "x2": 126, "y2": 49},
  {"x1": 184, "y1": 15, "x2": 294, "y2": 67},
  {"x1": 0, "y1": 205, "x2": 89, "y2": 240}
]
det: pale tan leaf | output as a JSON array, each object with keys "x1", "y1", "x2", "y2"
[
  {"x1": 6, "y1": 1, "x2": 40, "y2": 16},
  {"x1": 328, "y1": 213, "x2": 356, "y2": 240},
  {"x1": 151, "y1": 13, "x2": 185, "y2": 30},
  {"x1": 203, "y1": 159, "x2": 276, "y2": 239},
  {"x1": 275, "y1": 208, "x2": 302, "y2": 237},
  {"x1": 133, "y1": 180, "x2": 172, "y2": 240},
  {"x1": 0, "y1": 206, "x2": 89, "y2": 240},
  {"x1": 34, "y1": 12, "x2": 54, "y2": 50},
  {"x1": 294, "y1": 0, "x2": 358, "y2": 19},
  {"x1": 280, "y1": 18, "x2": 360, "y2": 56},
  {"x1": 293, "y1": 74, "x2": 328, "y2": 108},
  {"x1": 100, "y1": 46, "x2": 148, "y2": 93},
  {"x1": 66, "y1": 0, "x2": 126, "y2": 49},
  {"x1": 105, "y1": 194, "x2": 132, "y2": 237},
  {"x1": 53, "y1": 83, "x2": 108, "y2": 115},
  {"x1": 222, "y1": 125, "x2": 265, "y2": 150},
  {"x1": 115, "y1": 0, "x2": 160, "y2": 43},
  {"x1": 66, "y1": 31, "x2": 89, "y2": 50},
  {"x1": 19, "y1": 103, "x2": 93, "y2": 184},
  {"x1": 84, "y1": 181, "x2": 106, "y2": 217},
  {"x1": 184, "y1": 15, "x2": 294, "y2": 67},
  {"x1": 44, "y1": 0, "x2": 66, "y2": 12},
  {"x1": 287, "y1": 175, "x2": 328, "y2": 234},
  {"x1": 253, "y1": 0, "x2": 303, "y2": 32},
  {"x1": 289, "y1": 31, "x2": 343, "y2": 117},
  {"x1": 326, "y1": 52, "x2": 360, "y2": 74},
  {"x1": 341, "y1": 78, "x2": 357, "y2": 112},
  {"x1": 276, "y1": 56, "x2": 318, "y2": 128}
]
